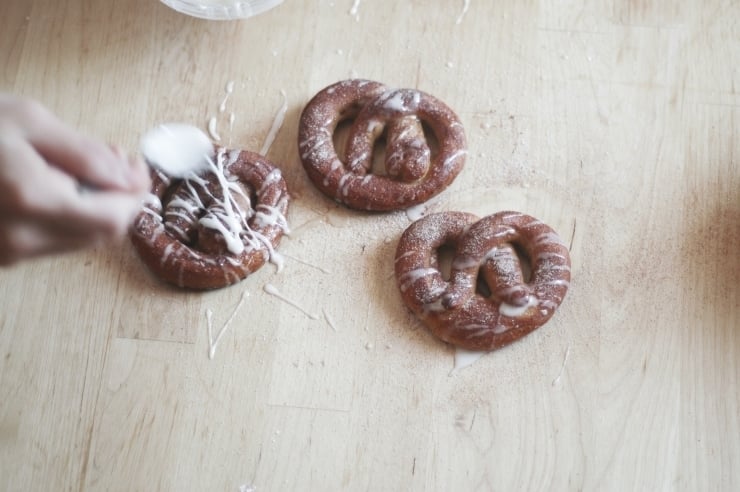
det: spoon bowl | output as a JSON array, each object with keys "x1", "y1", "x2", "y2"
[{"x1": 140, "y1": 123, "x2": 214, "y2": 178}]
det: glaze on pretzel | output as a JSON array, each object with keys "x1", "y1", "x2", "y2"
[
  {"x1": 131, "y1": 147, "x2": 289, "y2": 290},
  {"x1": 395, "y1": 211, "x2": 571, "y2": 351},
  {"x1": 298, "y1": 79, "x2": 467, "y2": 211}
]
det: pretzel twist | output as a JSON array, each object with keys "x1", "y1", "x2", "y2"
[
  {"x1": 131, "y1": 148, "x2": 289, "y2": 290},
  {"x1": 298, "y1": 79, "x2": 467, "y2": 211},
  {"x1": 395, "y1": 211, "x2": 571, "y2": 351}
]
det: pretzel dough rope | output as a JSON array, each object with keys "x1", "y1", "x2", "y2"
[
  {"x1": 131, "y1": 148, "x2": 289, "y2": 290},
  {"x1": 298, "y1": 79, "x2": 467, "y2": 211},
  {"x1": 394, "y1": 211, "x2": 571, "y2": 351}
]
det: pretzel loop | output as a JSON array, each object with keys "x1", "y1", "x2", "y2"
[{"x1": 395, "y1": 211, "x2": 571, "y2": 351}]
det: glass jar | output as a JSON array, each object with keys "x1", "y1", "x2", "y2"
[{"x1": 160, "y1": 0, "x2": 282, "y2": 20}]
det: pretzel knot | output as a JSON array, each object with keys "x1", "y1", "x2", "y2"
[
  {"x1": 131, "y1": 148, "x2": 290, "y2": 290},
  {"x1": 298, "y1": 79, "x2": 467, "y2": 211},
  {"x1": 395, "y1": 211, "x2": 571, "y2": 351}
]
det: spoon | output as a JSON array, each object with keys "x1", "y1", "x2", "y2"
[{"x1": 140, "y1": 123, "x2": 214, "y2": 178}]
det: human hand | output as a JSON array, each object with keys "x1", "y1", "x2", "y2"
[{"x1": 0, "y1": 94, "x2": 151, "y2": 265}]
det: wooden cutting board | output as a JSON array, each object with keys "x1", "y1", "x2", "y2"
[{"x1": 1, "y1": 0, "x2": 738, "y2": 490}]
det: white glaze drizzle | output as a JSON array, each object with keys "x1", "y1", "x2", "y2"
[
  {"x1": 442, "y1": 149, "x2": 467, "y2": 170},
  {"x1": 250, "y1": 229, "x2": 284, "y2": 272},
  {"x1": 264, "y1": 283, "x2": 319, "y2": 320},
  {"x1": 206, "y1": 308, "x2": 214, "y2": 353},
  {"x1": 323, "y1": 308, "x2": 338, "y2": 331},
  {"x1": 207, "y1": 116, "x2": 221, "y2": 142},
  {"x1": 540, "y1": 299, "x2": 560, "y2": 310},
  {"x1": 482, "y1": 247, "x2": 517, "y2": 275},
  {"x1": 143, "y1": 192, "x2": 162, "y2": 209},
  {"x1": 492, "y1": 323, "x2": 510, "y2": 334},
  {"x1": 348, "y1": 151, "x2": 369, "y2": 172},
  {"x1": 551, "y1": 344, "x2": 571, "y2": 386},
  {"x1": 455, "y1": 0, "x2": 471, "y2": 24},
  {"x1": 405, "y1": 203, "x2": 428, "y2": 221},
  {"x1": 405, "y1": 195, "x2": 443, "y2": 222},
  {"x1": 398, "y1": 267, "x2": 438, "y2": 292},
  {"x1": 160, "y1": 243, "x2": 177, "y2": 267},
  {"x1": 420, "y1": 283, "x2": 447, "y2": 309},
  {"x1": 228, "y1": 112, "x2": 236, "y2": 146},
  {"x1": 537, "y1": 251, "x2": 567, "y2": 262},
  {"x1": 254, "y1": 203, "x2": 290, "y2": 234},
  {"x1": 337, "y1": 174, "x2": 351, "y2": 198},
  {"x1": 495, "y1": 285, "x2": 528, "y2": 297},
  {"x1": 349, "y1": 0, "x2": 361, "y2": 20},
  {"x1": 543, "y1": 279, "x2": 570, "y2": 287},
  {"x1": 158, "y1": 148, "x2": 289, "y2": 274},
  {"x1": 219, "y1": 94, "x2": 230, "y2": 113},
  {"x1": 141, "y1": 206, "x2": 162, "y2": 221},
  {"x1": 533, "y1": 231, "x2": 565, "y2": 246},
  {"x1": 382, "y1": 90, "x2": 412, "y2": 111},
  {"x1": 281, "y1": 253, "x2": 332, "y2": 274},
  {"x1": 200, "y1": 151, "x2": 248, "y2": 256},
  {"x1": 299, "y1": 130, "x2": 332, "y2": 160},
  {"x1": 394, "y1": 250, "x2": 416, "y2": 263},
  {"x1": 260, "y1": 89, "x2": 288, "y2": 156},
  {"x1": 498, "y1": 212, "x2": 524, "y2": 220},
  {"x1": 210, "y1": 80, "x2": 237, "y2": 144},
  {"x1": 454, "y1": 319, "x2": 493, "y2": 336},
  {"x1": 499, "y1": 295, "x2": 539, "y2": 317},
  {"x1": 449, "y1": 347, "x2": 486, "y2": 375},
  {"x1": 491, "y1": 226, "x2": 516, "y2": 238},
  {"x1": 207, "y1": 291, "x2": 249, "y2": 359},
  {"x1": 219, "y1": 80, "x2": 235, "y2": 112}
]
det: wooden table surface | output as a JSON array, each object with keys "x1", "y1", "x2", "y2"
[{"x1": 1, "y1": 1, "x2": 738, "y2": 490}]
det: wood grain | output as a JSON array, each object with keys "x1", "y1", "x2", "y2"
[{"x1": 0, "y1": 0, "x2": 738, "y2": 490}]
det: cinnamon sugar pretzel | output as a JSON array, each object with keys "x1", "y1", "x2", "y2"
[
  {"x1": 395, "y1": 211, "x2": 571, "y2": 351},
  {"x1": 131, "y1": 147, "x2": 289, "y2": 290},
  {"x1": 298, "y1": 79, "x2": 467, "y2": 211}
]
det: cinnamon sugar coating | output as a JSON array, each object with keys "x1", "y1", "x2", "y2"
[
  {"x1": 395, "y1": 211, "x2": 571, "y2": 351},
  {"x1": 298, "y1": 79, "x2": 467, "y2": 211}
]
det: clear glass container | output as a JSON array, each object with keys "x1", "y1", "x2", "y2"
[{"x1": 160, "y1": 0, "x2": 282, "y2": 20}]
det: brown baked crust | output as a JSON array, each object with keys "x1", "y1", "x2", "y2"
[
  {"x1": 130, "y1": 148, "x2": 289, "y2": 290},
  {"x1": 298, "y1": 79, "x2": 467, "y2": 211},
  {"x1": 394, "y1": 211, "x2": 571, "y2": 351}
]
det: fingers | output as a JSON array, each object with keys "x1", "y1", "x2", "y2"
[
  {"x1": 0, "y1": 184, "x2": 146, "y2": 266},
  {"x1": 0, "y1": 95, "x2": 150, "y2": 192},
  {"x1": 16, "y1": 155, "x2": 145, "y2": 236},
  {"x1": 62, "y1": 189, "x2": 146, "y2": 238},
  {"x1": 0, "y1": 124, "x2": 147, "y2": 266},
  {"x1": 0, "y1": 221, "x2": 106, "y2": 266}
]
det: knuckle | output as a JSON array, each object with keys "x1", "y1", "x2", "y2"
[
  {"x1": 12, "y1": 97, "x2": 48, "y2": 126},
  {"x1": 8, "y1": 180, "x2": 42, "y2": 215}
]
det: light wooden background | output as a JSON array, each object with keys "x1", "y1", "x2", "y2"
[{"x1": 1, "y1": 0, "x2": 738, "y2": 490}]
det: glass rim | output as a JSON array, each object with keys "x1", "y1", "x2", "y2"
[{"x1": 160, "y1": 0, "x2": 283, "y2": 20}]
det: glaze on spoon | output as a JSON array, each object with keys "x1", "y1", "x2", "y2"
[{"x1": 140, "y1": 123, "x2": 214, "y2": 178}]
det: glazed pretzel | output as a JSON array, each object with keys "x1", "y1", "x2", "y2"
[
  {"x1": 131, "y1": 147, "x2": 289, "y2": 290},
  {"x1": 298, "y1": 79, "x2": 467, "y2": 211},
  {"x1": 395, "y1": 211, "x2": 571, "y2": 351}
]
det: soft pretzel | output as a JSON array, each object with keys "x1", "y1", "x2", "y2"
[
  {"x1": 131, "y1": 147, "x2": 289, "y2": 290},
  {"x1": 395, "y1": 211, "x2": 571, "y2": 351},
  {"x1": 298, "y1": 79, "x2": 467, "y2": 211}
]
